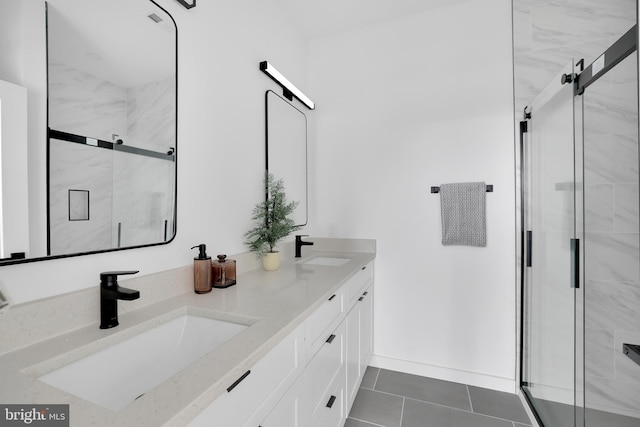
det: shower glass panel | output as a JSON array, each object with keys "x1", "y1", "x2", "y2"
[
  {"x1": 522, "y1": 60, "x2": 580, "y2": 427},
  {"x1": 582, "y1": 51, "x2": 640, "y2": 426}
]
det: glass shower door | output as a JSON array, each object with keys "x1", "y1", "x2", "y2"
[{"x1": 522, "y1": 60, "x2": 581, "y2": 427}]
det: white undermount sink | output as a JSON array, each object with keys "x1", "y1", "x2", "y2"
[
  {"x1": 302, "y1": 256, "x2": 351, "y2": 266},
  {"x1": 38, "y1": 314, "x2": 248, "y2": 411}
]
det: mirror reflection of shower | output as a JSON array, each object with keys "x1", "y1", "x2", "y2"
[{"x1": 45, "y1": 0, "x2": 177, "y2": 256}]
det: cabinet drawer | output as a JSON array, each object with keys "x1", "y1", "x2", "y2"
[
  {"x1": 314, "y1": 372, "x2": 345, "y2": 427},
  {"x1": 188, "y1": 325, "x2": 304, "y2": 427},
  {"x1": 257, "y1": 374, "x2": 305, "y2": 427},
  {"x1": 306, "y1": 319, "x2": 346, "y2": 425},
  {"x1": 346, "y1": 262, "x2": 373, "y2": 308},
  {"x1": 305, "y1": 289, "x2": 344, "y2": 357}
]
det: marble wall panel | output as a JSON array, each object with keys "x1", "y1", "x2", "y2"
[
  {"x1": 585, "y1": 232, "x2": 640, "y2": 283},
  {"x1": 126, "y1": 77, "x2": 175, "y2": 152},
  {"x1": 48, "y1": 62, "x2": 127, "y2": 142},
  {"x1": 585, "y1": 281, "x2": 640, "y2": 331},
  {"x1": 585, "y1": 327, "x2": 615, "y2": 379},
  {"x1": 584, "y1": 183, "x2": 614, "y2": 232},
  {"x1": 615, "y1": 184, "x2": 640, "y2": 232},
  {"x1": 530, "y1": 0, "x2": 634, "y2": 52}
]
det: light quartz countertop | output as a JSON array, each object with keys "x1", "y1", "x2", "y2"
[{"x1": 0, "y1": 240, "x2": 375, "y2": 427}]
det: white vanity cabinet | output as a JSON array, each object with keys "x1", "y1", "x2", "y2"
[
  {"x1": 346, "y1": 284, "x2": 374, "y2": 409},
  {"x1": 188, "y1": 260, "x2": 374, "y2": 427},
  {"x1": 258, "y1": 375, "x2": 306, "y2": 427},
  {"x1": 187, "y1": 325, "x2": 305, "y2": 427}
]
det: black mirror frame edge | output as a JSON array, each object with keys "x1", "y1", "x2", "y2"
[
  {"x1": 264, "y1": 89, "x2": 308, "y2": 228},
  {"x1": 0, "y1": 0, "x2": 179, "y2": 267},
  {"x1": 176, "y1": 0, "x2": 195, "y2": 9}
]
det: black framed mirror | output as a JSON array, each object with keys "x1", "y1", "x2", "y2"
[
  {"x1": 0, "y1": 0, "x2": 177, "y2": 265},
  {"x1": 265, "y1": 90, "x2": 308, "y2": 227}
]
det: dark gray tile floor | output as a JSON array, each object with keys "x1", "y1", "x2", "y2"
[{"x1": 346, "y1": 368, "x2": 533, "y2": 427}]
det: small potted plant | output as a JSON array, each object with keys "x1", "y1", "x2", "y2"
[{"x1": 244, "y1": 172, "x2": 301, "y2": 271}]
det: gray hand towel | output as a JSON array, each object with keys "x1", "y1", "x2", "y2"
[{"x1": 440, "y1": 182, "x2": 487, "y2": 247}]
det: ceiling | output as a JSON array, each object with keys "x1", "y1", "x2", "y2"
[{"x1": 274, "y1": 0, "x2": 469, "y2": 40}]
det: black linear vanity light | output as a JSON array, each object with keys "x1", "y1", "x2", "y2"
[
  {"x1": 175, "y1": 0, "x2": 195, "y2": 9},
  {"x1": 260, "y1": 61, "x2": 315, "y2": 110}
]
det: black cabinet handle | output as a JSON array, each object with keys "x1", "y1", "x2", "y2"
[
  {"x1": 326, "y1": 334, "x2": 336, "y2": 344},
  {"x1": 358, "y1": 296, "x2": 364, "y2": 302},
  {"x1": 326, "y1": 395, "x2": 337, "y2": 408},
  {"x1": 226, "y1": 370, "x2": 251, "y2": 392},
  {"x1": 363, "y1": 291, "x2": 368, "y2": 296},
  {"x1": 328, "y1": 294, "x2": 336, "y2": 301},
  {"x1": 361, "y1": 266, "x2": 366, "y2": 270}
]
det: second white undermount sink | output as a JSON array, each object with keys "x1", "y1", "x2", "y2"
[
  {"x1": 38, "y1": 314, "x2": 248, "y2": 411},
  {"x1": 302, "y1": 256, "x2": 351, "y2": 266}
]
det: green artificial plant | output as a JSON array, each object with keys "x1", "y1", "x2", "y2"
[{"x1": 244, "y1": 172, "x2": 301, "y2": 258}]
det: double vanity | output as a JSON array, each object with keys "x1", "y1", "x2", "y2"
[{"x1": 0, "y1": 238, "x2": 375, "y2": 426}]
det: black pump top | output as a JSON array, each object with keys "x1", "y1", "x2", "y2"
[{"x1": 191, "y1": 244, "x2": 210, "y2": 260}]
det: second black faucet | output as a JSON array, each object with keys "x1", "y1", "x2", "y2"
[{"x1": 295, "y1": 235, "x2": 314, "y2": 258}]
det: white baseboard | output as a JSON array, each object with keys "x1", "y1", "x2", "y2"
[{"x1": 369, "y1": 355, "x2": 516, "y2": 394}]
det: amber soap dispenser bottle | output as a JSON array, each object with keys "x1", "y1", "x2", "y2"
[{"x1": 191, "y1": 244, "x2": 212, "y2": 294}]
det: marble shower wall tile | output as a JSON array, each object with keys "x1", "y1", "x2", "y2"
[
  {"x1": 584, "y1": 184, "x2": 614, "y2": 232},
  {"x1": 585, "y1": 327, "x2": 615, "y2": 379},
  {"x1": 583, "y1": 134, "x2": 638, "y2": 184},
  {"x1": 585, "y1": 232, "x2": 640, "y2": 283},
  {"x1": 530, "y1": 0, "x2": 635, "y2": 52},
  {"x1": 127, "y1": 77, "x2": 176, "y2": 152},
  {"x1": 585, "y1": 376, "x2": 640, "y2": 417},
  {"x1": 615, "y1": 184, "x2": 640, "y2": 232},
  {"x1": 48, "y1": 62, "x2": 127, "y2": 141},
  {"x1": 585, "y1": 281, "x2": 640, "y2": 331}
]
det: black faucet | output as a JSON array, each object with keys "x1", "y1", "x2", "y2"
[
  {"x1": 295, "y1": 235, "x2": 314, "y2": 258},
  {"x1": 100, "y1": 271, "x2": 140, "y2": 329}
]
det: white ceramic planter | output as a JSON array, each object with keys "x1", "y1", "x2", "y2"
[{"x1": 262, "y1": 252, "x2": 280, "y2": 271}]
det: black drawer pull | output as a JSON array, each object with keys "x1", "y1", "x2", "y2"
[
  {"x1": 358, "y1": 296, "x2": 364, "y2": 302},
  {"x1": 363, "y1": 291, "x2": 368, "y2": 296},
  {"x1": 361, "y1": 266, "x2": 366, "y2": 270},
  {"x1": 326, "y1": 395, "x2": 337, "y2": 408},
  {"x1": 226, "y1": 370, "x2": 251, "y2": 392},
  {"x1": 328, "y1": 294, "x2": 336, "y2": 301},
  {"x1": 326, "y1": 334, "x2": 336, "y2": 344}
]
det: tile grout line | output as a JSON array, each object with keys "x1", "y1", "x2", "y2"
[
  {"x1": 372, "y1": 367, "x2": 381, "y2": 390},
  {"x1": 398, "y1": 397, "x2": 406, "y2": 427},
  {"x1": 466, "y1": 384, "x2": 474, "y2": 413},
  {"x1": 373, "y1": 389, "x2": 528, "y2": 426},
  {"x1": 347, "y1": 416, "x2": 386, "y2": 427}
]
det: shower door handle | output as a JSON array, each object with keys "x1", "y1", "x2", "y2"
[
  {"x1": 570, "y1": 238, "x2": 580, "y2": 289},
  {"x1": 526, "y1": 231, "x2": 532, "y2": 267}
]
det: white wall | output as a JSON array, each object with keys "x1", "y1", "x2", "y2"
[
  {"x1": 0, "y1": 80, "x2": 29, "y2": 258},
  {"x1": 307, "y1": 0, "x2": 516, "y2": 391},
  {"x1": 0, "y1": 0, "x2": 308, "y2": 304}
]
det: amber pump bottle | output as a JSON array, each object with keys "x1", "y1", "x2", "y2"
[{"x1": 191, "y1": 244, "x2": 212, "y2": 294}]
